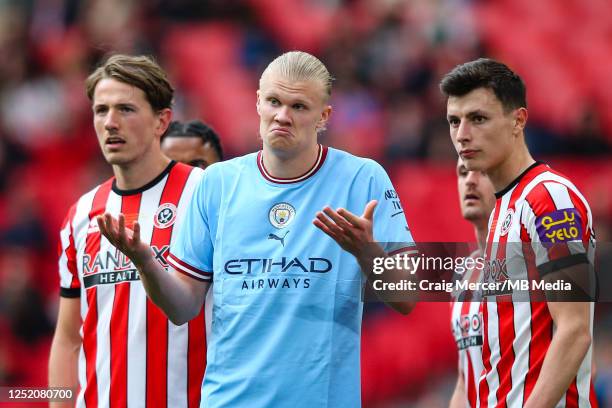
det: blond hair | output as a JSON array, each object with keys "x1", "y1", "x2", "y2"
[{"x1": 260, "y1": 51, "x2": 334, "y2": 100}]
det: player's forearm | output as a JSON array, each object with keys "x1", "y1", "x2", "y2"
[
  {"x1": 523, "y1": 318, "x2": 591, "y2": 408},
  {"x1": 135, "y1": 255, "x2": 202, "y2": 325},
  {"x1": 358, "y1": 246, "x2": 416, "y2": 315},
  {"x1": 48, "y1": 334, "x2": 79, "y2": 407},
  {"x1": 449, "y1": 375, "x2": 466, "y2": 408}
]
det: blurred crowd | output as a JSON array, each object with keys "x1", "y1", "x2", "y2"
[{"x1": 0, "y1": 0, "x2": 611, "y2": 406}]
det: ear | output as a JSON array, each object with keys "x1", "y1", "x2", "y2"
[
  {"x1": 256, "y1": 90, "x2": 261, "y2": 116},
  {"x1": 156, "y1": 108, "x2": 172, "y2": 138},
  {"x1": 513, "y1": 107, "x2": 528, "y2": 135},
  {"x1": 316, "y1": 105, "x2": 332, "y2": 131}
]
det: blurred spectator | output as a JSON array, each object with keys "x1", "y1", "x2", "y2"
[
  {"x1": 0, "y1": 181, "x2": 49, "y2": 251},
  {"x1": 0, "y1": 131, "x2": 28, "y2": 192},
  {"x1": 567, "y1": 105, "x2": 612, "y2": 155},
  {"x1": 0, "y1": 247, "x2": 53, "y2": 344}
]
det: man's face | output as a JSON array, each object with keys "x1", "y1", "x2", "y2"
[
  {"x1": 447, "y1": 87, "x2": 518, "y2": 172},
  {"x1": 457, "y1": 158, "x2": 495, "y2": 222},
  {"x1": 161, "y1": 137, "x2": 220, "y2": 169},
  {"x1": 92, "y1": 78, "x2": 168, "y2": 166},
  {"x1": 256, "y1": 73, "x2": 331, "y2": 155}
]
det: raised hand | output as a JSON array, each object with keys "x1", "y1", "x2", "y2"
[
  {"x1": 313, "y1": 200, "x2": 378, "y2": 257},
  {"x1": 97, "y1": 213, "x2": 152, "y2": 267}
]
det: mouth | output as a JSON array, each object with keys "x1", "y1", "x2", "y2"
[
  {"x1": 105, "y1": 137, "x2": 126, "y2": 149},
  {"x1": 463, "y1": 193, "x2": 480, "y2": 205},
  {"x1": 460, "y1": 149, "x2": 478, "y2": 159},
  {"x1": 270, "y1": 128, "x2": 292, "y2": 136}
]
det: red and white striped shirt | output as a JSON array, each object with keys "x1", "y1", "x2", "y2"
[
  {"x1": 451, "y1": 251, "x2": 485, "y2": 408},
  {"x1": 58, "y1": 161, "x2": 207, "y2": 408},
  {"x1": 480, "y1": 162, "x2": 597, "y2": 408}
]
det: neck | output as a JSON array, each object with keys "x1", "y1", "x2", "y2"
[
  {"x1": 487, "y1": 139, "x2": 535, "y2": 193},
  {"x1": 262, "y1": 143, "x2": 320, "y2": 179},
  {"x1": 473, "y1": 221, "x2": 488, "y2": 252},
  {"x1": 113, "y1": 153, "x2": 171, "y2": 190}
]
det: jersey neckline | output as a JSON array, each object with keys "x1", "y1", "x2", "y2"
[
  {"x1": 112, "y1": 161, "x2": 177, "y2": 196},
  {"x1": 256, "y1": 145, "x2": 328, "y2": 184},
  {"x1": 495, "y1": 161, "x2": 545, "y2": 199}
]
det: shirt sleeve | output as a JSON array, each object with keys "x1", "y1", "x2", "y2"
[
  {"x1": 58, "y1": 204, "x2": 81, "y2": 297},
  {"x1": 167, "y1": 168, "x2": 216, "y2": 282},
  {"x1": 521, "y1": 181, "x2": 593, "y2": 276},
  {"x1": 368, "y1": 161, "x2": 417, "y2": 255}
]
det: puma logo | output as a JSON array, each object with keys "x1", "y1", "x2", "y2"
[{"x1": 268, "y1": 231, "x2": 290, "y2": 247}]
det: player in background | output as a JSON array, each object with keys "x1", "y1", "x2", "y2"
[
  {"x1": 441, "y1": 58, "x2": 597, "y2": 408},
  {"x1": 97, "y1": 51, "x2": 416, "y2": 407},
  {"x1": 161, "y1": 119, "x2": 223, "y2": 169},
  {"x1": 449, "y1": 158, "x2": 495, "y2": 408},
  {"x1": 48, "y1": 55, "x2": 207, "y2": 408}
]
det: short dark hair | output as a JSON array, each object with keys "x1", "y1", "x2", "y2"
[
  {"x1": 440, "y1": 58, "x2": 526, "y2": 112},
  {"x1": 162, "y1": 120, "x2": 223, "y2": 160},
  {"x1": 86, "y1": 54, "x2": 174, "y2": 112}
]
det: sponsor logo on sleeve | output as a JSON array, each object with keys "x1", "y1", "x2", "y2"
[
  {"x1": 536, "y1": 208, "x2": 582, "y2": 243},
  {"x1": 453, "y1": 311, "x2": 483, "y2": 350}
]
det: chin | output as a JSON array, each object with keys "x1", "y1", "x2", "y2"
[
  {"x1": 461, "y1": 158, "x2": 480, "y2": 171},
  {"x1": 267, "y1": 138, "x2": 294, "y2": 151},
  {"x1": 103, "y1": 153, "x2": 132, "y2": 166},
  {"x1": 462, "y1": 209, "x2": 483, "y2": 222}
]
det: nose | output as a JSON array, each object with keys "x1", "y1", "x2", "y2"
[
  {"x1": 456, "y1": 120, "x2": 471, "y2": 144},
  {"x1": 104, "y1": 109, "x2": 119, "y2": 132},
  {"x1": 274, "y1": 105, "x2": 291, "y2": 125},
  {"x1": 465, "y1": 170, "x2": 479, "y2": 187}
]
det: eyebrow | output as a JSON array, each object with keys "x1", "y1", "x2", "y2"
[
  {"x1": 447, "y1": 109, "x2": 489, "y2": 120},
  {"x1": 264, "y1": 92, "x2": 311, "y2": 106},
  {"x1": 466, "y1": 110, "x2": 488, "y2": 117},
  {"x1": 93, "y1": 102, "x2": 136, "y2": 110}
]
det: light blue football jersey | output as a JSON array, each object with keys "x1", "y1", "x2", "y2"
[{"x1": 168, "y1": 145, "x2": 414, "y2": 407}]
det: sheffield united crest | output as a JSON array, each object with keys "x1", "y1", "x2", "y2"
[{"x1": 154, "y1": 203, "x2": 177, "y2": 229}]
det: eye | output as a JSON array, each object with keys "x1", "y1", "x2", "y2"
[
  {"x1": 120, "y1": 105, "x2": 134, "y2": 113},
  {"x1": 94, "y1": 106, "x2": 108, "y2": 115},
  {"x1": 268, "y1": 98, "x2": 280, "y2": 106},
  {"x1": 473, "y1": 115, "x2": 486, "y2": 124},
  {"x1": 293, "y1": 103, "x2": 306, "y2": 110},
  {"x1": 448, "y1": 117, "x2": 460, "y2": 128}
]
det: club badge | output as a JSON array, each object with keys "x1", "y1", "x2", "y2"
[
  {"x1": 500, "y1": 209, "x2": 514, "y2": 236},
  {"x1": 154, "y1": 203, "x2": 177, "y2": 229},
  {"x1": 269, "y1": 202, "x2": 296, "y2": 229}
]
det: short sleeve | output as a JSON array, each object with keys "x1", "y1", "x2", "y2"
[
  {"x1": 167, "y1": 170, "x2": 215, "y2": 282},
  {"x1": 368, "y1": 161, "x2": 417, "y2": 255},
  {"x1": 521, "y1": 181, "x2": 592, "y2": 276},
  {"x1": 58, "y1": 205, "x2": 81, "y2": 297}
]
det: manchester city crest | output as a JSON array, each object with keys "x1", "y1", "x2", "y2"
[
  {"x1": 154, "y1": 203, "x2": 177, "y2": 229},
  {"x1": 269, "y1": 202, "x2": 296, "y2": 229}
]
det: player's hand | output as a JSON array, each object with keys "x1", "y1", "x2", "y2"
[
  {"x1": 97, "y1": 213, "x2": 152, "y2": 268},
  {"x1": 313, "y1": 200, "x2": 377, "y2": 257}
]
